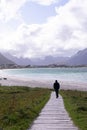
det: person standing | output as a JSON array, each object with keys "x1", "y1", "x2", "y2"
[{"x1": 53, "y1": 80, "x2": 60, "y2": 98}]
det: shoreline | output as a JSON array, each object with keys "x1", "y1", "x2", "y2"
[{"x1": 0, "y1": 76, "x2": 87, "y2": 91}]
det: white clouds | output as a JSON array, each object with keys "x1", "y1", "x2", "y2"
[
  {"x1": 0, "y1": 32, "x2": 16, "y2": 51},
  {"x1": 31, "y1": 0, "x2": 58, "y2": 6},
  {"x1": 54, "y1": 0, "x2": 87, "y2": 47},
  {"x1": 0, "y1": 0, "x2": 59, "y2": 22},
  {"x1": 0, "y1": 0, "x2": 27, "y2": 22},
  {"x1": 0, "y1": 0, "x2": 87, "y2": 58}
]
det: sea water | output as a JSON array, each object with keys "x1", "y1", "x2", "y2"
[{"x1": 0, "y1": 67, "x2": 87, "y2": 84}]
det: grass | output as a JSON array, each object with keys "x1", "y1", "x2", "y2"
[
  {"x1": 60, "y1": 90, "x2": 87, "y2": 130},
  {"x1": 0, "y1": 86, "x2": 51, "y2": 130}
]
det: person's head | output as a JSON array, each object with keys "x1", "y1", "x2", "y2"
[{"x1": 55, "y1": 80, "x2": 58, "y2": 83}]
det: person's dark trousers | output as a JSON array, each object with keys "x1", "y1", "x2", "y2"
[{"x1": 55, "y1": 90, "x2": 59, "y2": 98}]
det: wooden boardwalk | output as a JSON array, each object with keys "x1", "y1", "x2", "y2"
[{"x1": 28, "y1": 92, "x2": 79, "y2": 130}]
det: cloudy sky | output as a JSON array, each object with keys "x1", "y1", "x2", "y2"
[{"x1": 0, "y1": 0, "x2": 87, "y2": 58}]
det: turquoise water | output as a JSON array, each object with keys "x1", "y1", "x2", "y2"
[{"x1": 1, "y1": 67, "x2": 87, "y2": 84}]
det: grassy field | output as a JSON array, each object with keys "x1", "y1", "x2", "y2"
[
  {"x1": 60, "y1": 90, "x2": 87, "y2": 130},
  {"x1": 0, "y1": 86, "x2": 51, "y2": 130}
]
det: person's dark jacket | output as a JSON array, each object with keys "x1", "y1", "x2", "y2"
[{"x1": 54, "y1": 81, "x2": 60, "y2": 90}]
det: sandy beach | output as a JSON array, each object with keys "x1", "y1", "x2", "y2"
[{"x1": 0, "y1": 76, "x2": 87, "y2": 91}]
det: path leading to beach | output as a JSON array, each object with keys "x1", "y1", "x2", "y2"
[{"x1": 28, "y1": 92, "x2": 79, "y2": 130}]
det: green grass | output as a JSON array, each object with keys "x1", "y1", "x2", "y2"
[
  {"x1": 60, "y1": 90, "x2": 87, "y2": 130},
  {"x1": 0, "y1": 86, "x2": 51, "y2": 130}
]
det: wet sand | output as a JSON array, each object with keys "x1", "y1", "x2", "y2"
[{"x1": 0, "y1": 76, "x2": 87, "y2": 91}]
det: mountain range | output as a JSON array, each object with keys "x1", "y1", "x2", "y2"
[
  {"x1": 0, "y1": 48, "x2": 87, "y2": 67},
  {"x1": 66, "y1": 48, "x2": 87, "y2": 66},
  {"x1": 0, "y1": 53, "x2": 15, "y2": 65}
]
